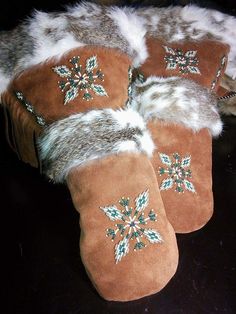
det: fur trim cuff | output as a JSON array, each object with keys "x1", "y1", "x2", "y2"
[
  {"x1": 38, "y1": 108, "x2": 155, "y2": 183},
  {"x1": 131, "y1": 76, "x2": 223, "y2": 136}
]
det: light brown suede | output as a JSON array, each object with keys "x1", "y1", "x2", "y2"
[
  {"x1": 1, "y1": 46, "x2": 131, "y2": 168},
  {"x1": 1, "y1": 90, "x2": 42, "y2": 168},
  {"x1": 136, "y1": 38, "x2": 228, "y2": 233},
  {"x1": 8, "y1": 46, "x2": 131, "y2": 121},
  {"x1": 148, "y1": 121, "x2": 213, "y2": 233},
  {"x1": 67, "y1": 153, "x2": 179, "y2": 301},
  {"x1": 139, "y1": 38, "x2": 229, "y2": 91}
]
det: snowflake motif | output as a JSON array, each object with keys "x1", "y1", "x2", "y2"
[
  {"x1": 100, "y1": 190, "x2": 163, "y2": 264},
  {"x1": 158, "y1": 152, "x2": 196, "y2": 193},
  {"x1": 163, "y1": 45, "x2": 201, "y2": 75},
  {"x1": 52, "y1": 55, "x2": 108, "y2": 104}
]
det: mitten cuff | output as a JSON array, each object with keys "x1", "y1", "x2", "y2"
[
  {"x1": 38, "y1": 108, "x2": 155, "y2": 182},
  {"x1": 131, "y1": 76, "x2": 223, "y2": 136}
]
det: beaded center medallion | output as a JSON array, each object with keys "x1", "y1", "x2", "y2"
[
  {"x1": 100, "y1": 189, "x2": 163, "y2": 263},
  {"x1": 163, "y1": 45, "x2": 201, "y2": 75},
  {"x1": 158, "y1": 152, "x2": 196, "y2": 193},
  {"x1": 53, "y1": 55, "x2": 108, "y2": 104}
]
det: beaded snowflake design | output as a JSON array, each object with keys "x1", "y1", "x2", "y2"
[
  {"x1": 158, "y1": 152, "x2": 196, "y2": 193},
  {"x1": 53, "y1": 55, "x2": 108, "y2": 104},
  {"x1": 163, "y1": 45, "x2": 201, "y2": 75},
  {"x1": 100, "y1": 189, "x2": 163, "y2": 264}
]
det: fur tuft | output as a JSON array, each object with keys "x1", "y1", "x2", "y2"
[
  {"x1": 38, "y1": 108, "x2": 155, "y2": 183},
  {"x1": 131, "y1": 76, "x2": 223, "y2": 136},
  {"x1": 108, "y1": 7, "x2": 148, "y2": 67},
  {"x1": 181, "y1": 5, "x2": 236, "y2": 79},
  {"x1": 1, "y1": 3, "x2": 236, "y2": 85},
  {"x1": 0, "y1": 70, "x2": 10, "y2": 94},
  {"x1": 25, "y1": 10, "x2": 84, "y2": 68},
  {"x1": 137, "y1": 4, "x2": 236, "y2": 79}
]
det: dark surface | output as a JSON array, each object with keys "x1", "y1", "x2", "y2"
[{"x1": 1, "y1": 1, "x2": 236, "y2": 313}]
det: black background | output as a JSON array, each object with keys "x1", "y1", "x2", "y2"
[{"x1": 1, "y1": 1, "x2": 236, "y2": 313}]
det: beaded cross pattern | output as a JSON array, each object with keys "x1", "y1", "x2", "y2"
[
  {"x1": 100, "y1": 189, "x2": 163, "y2": 264},
  {"x1": 53, "y1": 55, "x2": 108, "y2": 104},
  {"x1": 163, "y1": 45, "x2": 201, "y2": 75},
  {"x1": 158, "y1": 152, "x2": 196, "y2": 193}
]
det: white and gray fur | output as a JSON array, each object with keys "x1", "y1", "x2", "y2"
[
  {"x1": 38, "y1": 108, "x2": 155, "y2": 182},
  {"x1": 136, "y1": 5, "x2": 236, "y2": 79},
  {"x1": 0, "y1": 2, "x2": 147, "y2": 93},
  {"x1": 217, "y1": 74, "x2": 236, "y2": 115},
  {"x1": 1, "y1": 1, "x2": 236, "y2": 94},
  {"x1": 131, "y1": 76, "x2": 223, "y2": 136}
]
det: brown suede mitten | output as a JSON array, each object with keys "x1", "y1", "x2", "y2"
[
  {"x1": 1, "y1": 46, "x2": 179, "y2": 301},
  {"x1": 148, "y1": 121, "x2": 213, "y2": 233},
  {"x1": 131, "y1": 38, "x2": 227, "y2": 233},
  {"x1": 38, "y1": 108, "x2": 179, "y2": 301},
  {"x1": 1, "y1": 45, "x2": 132, "y2": 168},
  {"x1": 137, "y1": 38, "x2": 229, "y2": 92}
]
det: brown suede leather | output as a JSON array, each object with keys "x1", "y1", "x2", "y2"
[
  {"x1": 7, "y1": 46, "x2": 131, "y2": 122},
  {"x1": 1, "y1": 46, "x2": 131, "y2": 168},
  {"x1": 1, "y1": 91, "x2": 43, "y2": 168},
  {"x1": 148, "y1": 121, "x2": 213, "y2": 233},
  {"x1": 217, "y1": 86, "x2": 229, "y2": 97},
  {"x1": 139, "y1": 38, "x2": 229, "y2": 91},
  {"x1": 67, "y1": 153, "x2": 179, "y2": 301},
  {"x1": 137, "y1": 38, "x2": 228, "y2": 233}
]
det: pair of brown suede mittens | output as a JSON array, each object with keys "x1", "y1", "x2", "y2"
[{"x1": 0, "y1": 38, "x2": 228, "y2": 301}]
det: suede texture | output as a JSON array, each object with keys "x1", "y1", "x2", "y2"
[
  {"x1": 1, "y1": 91, "x2": 42, "y2": 168},
  {"x1": 148, "y1": 121, "x2": 213, "y2": 233},
  {"x1": 139, "y1": 38, "x2": 229, "y2": 91},
  {"x1": 8, "y1": 46, "x2": 131, "y2": 122},
  {"x1": 1, "y1": 46, "x2": 131, "y2": 168},
  {"x1": 137, "y1": 38, "x2": 228, "y2": 233},
  {"x1": 67, "y1": 153, "x2": 179, "y2": 301},
  {"x1": 217, "y1": 86, "x2": 229, "y2": 97}
]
